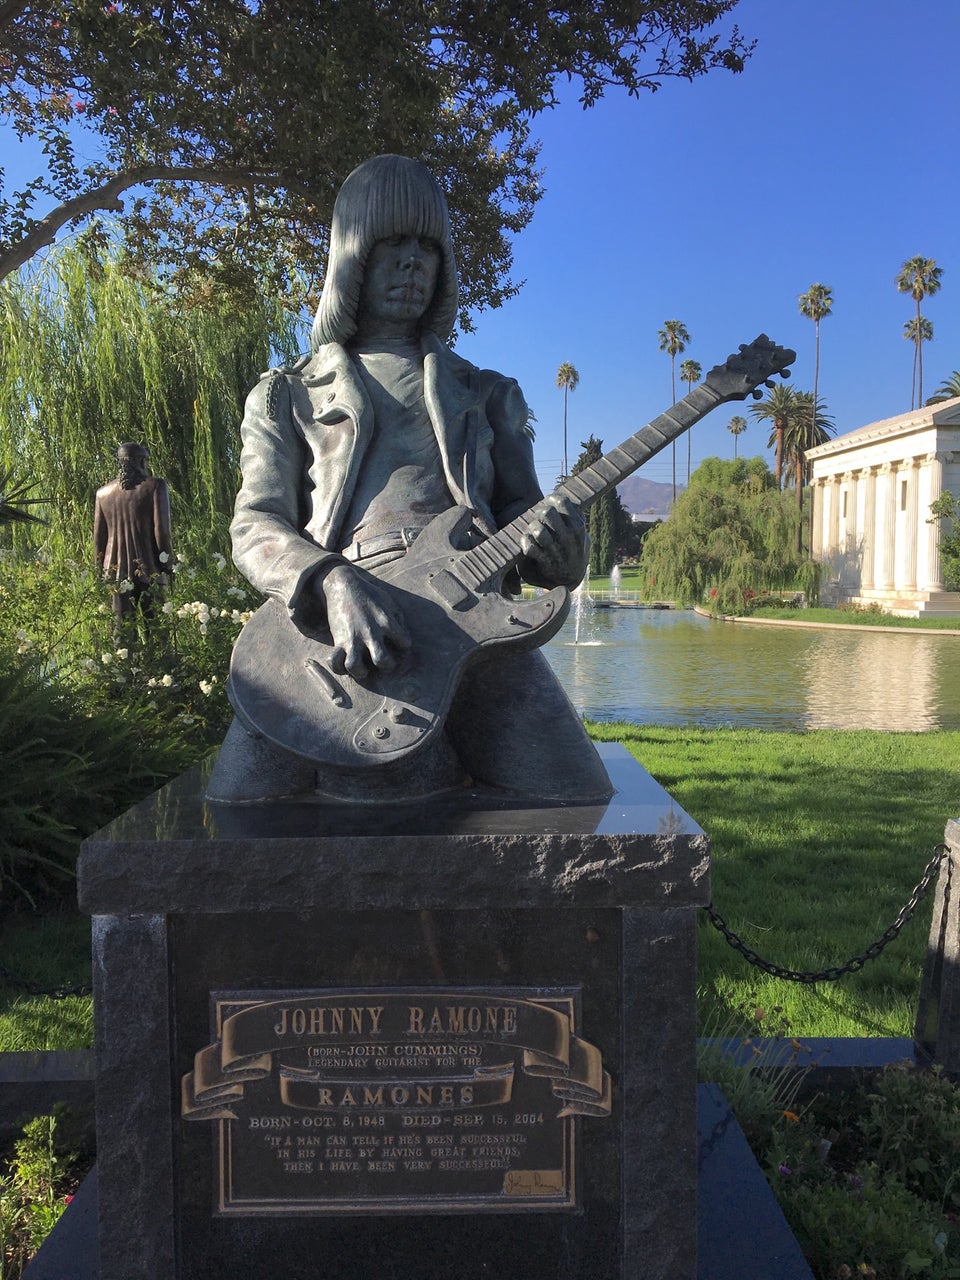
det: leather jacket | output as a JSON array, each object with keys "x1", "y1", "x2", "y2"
[{"x1": 231, "y1": 332, "x2": 543, "y2": 625}]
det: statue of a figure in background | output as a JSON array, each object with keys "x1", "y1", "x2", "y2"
[
  {"x1": 208, "y1": 154, "x2": 612, "y2": 805},
  {"x1": 94, "y1": 442, "x2": 173, "y2": 630}
]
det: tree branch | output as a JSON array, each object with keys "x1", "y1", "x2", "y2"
[
  {"x1": 0, "y1": 163, "x2": 312, "y2": 282},
  {"x1": 0, "y1": 0, "x2": 33, "y2": 37}
]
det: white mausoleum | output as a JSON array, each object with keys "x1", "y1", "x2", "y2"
[{"x1": 806, "y1": 397, "x2": 960, "y2": 616}]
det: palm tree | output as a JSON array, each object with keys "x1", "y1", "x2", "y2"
[
  {"x1": 678, "y1": 358, "x2": 702, "y2": 483},
  {"x1": 0, "y1": 468, "x2": 45, "y2": 526},
  {"x1": 749, "y1": 382, "x2": 796, "y2": 490},
  {"x1": 727, "y1": 415, "x2": 747, "y2": 458},
  {"x1": 927, "y1": 371, "x2": 960, "y2": 405},
  {"x1": 679, "y1": 357, "x2": 701, "y2": 396},
  {"x1": 658, "y1": 320, "x2": 690, "y2": 503},
  {"x1": 798, "y1": 282, "x2": 833, "y2": 468},
  {"x1": 782, "y1": 392, "x2": 835, "y2": 551},
  {"x1": 556, "y1": 362, "x2": 579, "y2": 481},
  {"x1": 903, "y1": 316, "x2": 934, "y2": 409},
  {"x1": 896, "y1": 256, "x2": 943, "y2": 408}
]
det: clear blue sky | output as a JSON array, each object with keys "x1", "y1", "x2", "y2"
[
  {"x1": 3, "y1": 0, "x2": 957, "y2": 499},
  {"x1": 461, "y1": 0, "x2": 960, "y2": 494}
]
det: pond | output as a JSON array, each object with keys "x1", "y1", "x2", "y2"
[{"x1": 543, "y1": 605, "x2": 960, "y2": 732}]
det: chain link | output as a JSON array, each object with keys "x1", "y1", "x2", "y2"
[
  {"x1": 0, "y1": 962, "x2": 92, "y2": 1000},
  {"x1": 703, "y1": 843, "x2": 949, "y2": 985}
]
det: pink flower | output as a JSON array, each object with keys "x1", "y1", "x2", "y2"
[
  {"x1": 107, "y1": 106, "x2": 118, "y2": 115},
  {"x1": 74, "y1": 100, "x2": 86, "y2": 113}
]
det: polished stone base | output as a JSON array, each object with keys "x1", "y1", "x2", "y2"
[{"x1": 78, "y1": 744, "x2": 709, "y2": 1280}]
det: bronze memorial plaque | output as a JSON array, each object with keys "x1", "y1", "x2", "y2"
[{"x1": 182, "y1": 988, "x2": 611, "y2": 1215}]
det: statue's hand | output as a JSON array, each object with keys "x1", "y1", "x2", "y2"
[
  {"x1": 316, "y1": 563, "x2": 411, "y2": 680},
  {"x1": 520, "y1": 494, "x2": 589, "y2": 589}
]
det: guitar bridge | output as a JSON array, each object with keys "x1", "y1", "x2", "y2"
[{"x1": 354, "y1": 701, "x2": 433, "y2": 756}]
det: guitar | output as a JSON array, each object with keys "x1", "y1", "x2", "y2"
[{"x1": 228, "y1": 334, "x2": 795, "y2": 768}]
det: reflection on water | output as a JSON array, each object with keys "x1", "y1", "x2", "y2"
[{"x1": 544, "y1": 608, "x2": 960, "y2": 732}]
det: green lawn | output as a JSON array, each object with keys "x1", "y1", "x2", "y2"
[
  {"x1": 2, "y1": 725, "x2": 956, "y2": 1048},
  {"x1": 0, "y1": 908, "x2": 93, "y2": 1050},
  {"x1": 743, "y1": 606, "x2": 960, "y2": 630},
  {"x1": 588, "y1": 723, "x2": 960, "y2": 1039}
]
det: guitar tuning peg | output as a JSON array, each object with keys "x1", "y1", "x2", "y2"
[
  {"x1": 764, "y1": 379, "x2": 775, "y2": 389},
  {"x1": 752, "y1": 389, "x2": 763, "y2": 400},
  {"x1": 780, "y1": 369, "x2": 792, "y2": 378}
]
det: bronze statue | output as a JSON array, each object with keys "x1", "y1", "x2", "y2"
[
  {"x1": 208, "y1": 154, "x2": 611, "y2": 804},
  {"x1": 94, "y1": 443, "x2": 173, "y2": 628}
]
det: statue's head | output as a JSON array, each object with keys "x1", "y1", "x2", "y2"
[
  {"x1": 117, "y1": 442, "x2": 150, "y2": 489},
  {"x1": 310, "y1": 155, "x2": 459, "y2": 350}
]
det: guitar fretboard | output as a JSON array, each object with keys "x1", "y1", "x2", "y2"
[{"x1": 456, "y1": 380, "x2": 723, "y2": 590}]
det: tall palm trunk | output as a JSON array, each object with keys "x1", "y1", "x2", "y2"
[
  {"x1": 916, "y1": 294, "x2": 924, "y2": 407},
  {"x1": 670, "y1": 356, "x2": 677, "y2": 504},
  {"x1": 562, "y1": 387, "x2": 569, "y2": 480},
  {"x1": 806, "y1": 319, "x2": 821, "y2": 555},
  {"x1": 774, "y1": 419, "x2": 785, "y2": 489}
]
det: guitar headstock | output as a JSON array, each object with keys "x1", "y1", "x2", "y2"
[{"x1": 703, "y1": 334, "x2": 796, "y2": 402}]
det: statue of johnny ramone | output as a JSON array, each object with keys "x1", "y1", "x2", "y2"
[{"x1": 207, "y1": 154, "x2": 611, "y2": 805}]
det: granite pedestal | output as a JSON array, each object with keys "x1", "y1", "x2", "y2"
[
  {"x1": 78, "y1": 743, "x2": 710, "y2": 1280},
  {"x1": 915, "y1": 817, "x2": 960, "y2": 1072}
]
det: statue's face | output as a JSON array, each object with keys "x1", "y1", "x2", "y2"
[
  {"x1": 118, "y1": 450, "x2": 148, "y2": 487},
  {"x1": 356, "y1": 235, "x2": 440, "y2": 340}
]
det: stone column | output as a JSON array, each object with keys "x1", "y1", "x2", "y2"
[
  {"x1": 876, "y1": 463, "x2": 896, "y2": 591},
  {"x1": 814, "y1": 478, "x2": 829, "y2": 558},
  {"x1": 839, "y1": 471, "x2": 855, "y2": 584},
  {"x1": 901, "y1": 457, "x2": 920, "y2": 591},
  {"x1": 921, "y1": 452, "x2": 946, "y2": 590},
  {"x1": 827, "y1": 474, "x2": 841, "y2": 560},
  {"x1": 860, "y1": 467, "x2": 877, "y2": 591},
  {"x1": 845, "y1": 471, "x2": 859, "y2": 554}
]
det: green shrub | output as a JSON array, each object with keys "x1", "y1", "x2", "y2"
[
  {"x1": 742, "y1": 593, "x2": 804, "y2": 613},
  {"x1": 697, "y1": 997, "x2": 814, "y2": 1153},
  {"x1": 0, "y1": 1107, "x2": 85, "y2": 1279},
  {"x1": 0, "y1": 652, "x2": 193, "y2": 903},
  {"x1": 743, "y1": 1062, "x2": 960, "y2": 1278},
  {"x1": 774, "y1": 1170, "x2": 956, "y2": 1279}
]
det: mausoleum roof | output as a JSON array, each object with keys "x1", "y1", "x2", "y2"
[{"x1": 806, "y1": 396, "x2": 960, "y2": 461}]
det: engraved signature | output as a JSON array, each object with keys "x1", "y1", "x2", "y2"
[{"x1": 504, "y1": 1169, "x2": 564, "y2": 1195}]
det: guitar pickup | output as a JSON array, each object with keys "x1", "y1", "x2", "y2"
[{"x1": 427, "y1": 568, "x2": 475, "y2": 610}]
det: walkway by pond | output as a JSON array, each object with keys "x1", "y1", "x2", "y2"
[{"x1": 544, "y1": 606, "x2": 960, "y2": 732}]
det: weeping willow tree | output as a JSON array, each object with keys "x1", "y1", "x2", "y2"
[
  {"x1": 638, "y1": 455, "x2": 812, "y2": 609},
  {"x1": 0, "y1": 230, "x2": 305, "y2": 559}
]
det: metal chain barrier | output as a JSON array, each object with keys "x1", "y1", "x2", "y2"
[
  {"x1": 702, "y1": 843, "x2": 949, "y2": 985},
  {"x1": 0, "y1": 962, "x2": 92, "y2": 1000}
]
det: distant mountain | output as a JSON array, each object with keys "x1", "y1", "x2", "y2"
[{"x1": 617, "y1": 474, "x2": 679, "y2": 515}]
